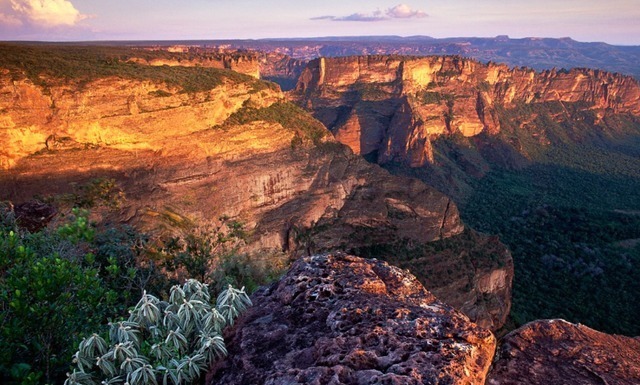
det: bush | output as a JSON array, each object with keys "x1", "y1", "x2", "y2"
[
  {"x1": 0, "y1": 227, "x2": 111, "y2": 384},
  {"x1": 0, "y1": 209, "x2": 161, "y2": 384},
  {"x1": 64, "y1": 279, "x2": 251, "y2": 385}
]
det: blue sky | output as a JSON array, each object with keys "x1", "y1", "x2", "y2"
[{"x1": 0, "y1": 0, "x2": 639, "y2": 45}]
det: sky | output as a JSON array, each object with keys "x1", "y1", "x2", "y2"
[{"x1": 0, "y1": 0, "x2": 639, "y2": 45}]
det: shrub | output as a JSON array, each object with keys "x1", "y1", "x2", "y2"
[
  {"x1": 0, "y1": 227, "x2": 110, "y2": 384},
  {"x1": 64, "y1": 279, "x2": 251, "y2": 385}
]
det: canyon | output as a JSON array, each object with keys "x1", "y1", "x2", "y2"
[
  {"x1": 0, "y1": 44, "x2": 511, "y2": 330},
  {"x1": 1, "y1": 43, "x2": 639, "y2": 384}
]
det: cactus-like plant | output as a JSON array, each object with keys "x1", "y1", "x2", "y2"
[{"x1": 65, "y1": 279, "x2": 251, "y2": 385}]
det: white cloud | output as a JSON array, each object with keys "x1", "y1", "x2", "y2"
[
  {"x1": 386, "y1": 4, "x2": 427, "y2": 19},
  {"x1": 312, "y1": 3, "x2": 428, "y2": 22},
  {"x1": 10, "y1": 0, "x2": 88, "y2": 27}
]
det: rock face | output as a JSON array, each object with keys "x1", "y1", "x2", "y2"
[
  {"x1": 0, "y1": 72, "x2": 463, "y2": 249},
  {"x1": 128, "y1": 50, "x2": 261, "y2": 78},
  {"x1": 0, "y1": 51, "x2": 465, "y2": 251},
  {"x1": 208, "y1": 253, "x2": 496, "y2": 385},
  {"x1": 487, "y1": 319, "x2": 640, "y2": 385},
  {"x1": 292, "y1": 55, "x2": 640, "y2": 169},
  {"x1": 0, "y1": 46, "x2": 510, "y2": 330}
]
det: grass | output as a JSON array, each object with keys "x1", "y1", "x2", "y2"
[
  {"x1": 0, "y1": 43, "x2": 273, "y2": 93},
  {"x1": 219, "y1": 101, "x2": 328, "y2": 145}
]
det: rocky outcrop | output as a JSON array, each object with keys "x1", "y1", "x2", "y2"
[
  {"x1": 128, "y1": 50, "x2": 261, "y2": 78},
  {"x1": 420, "y1": 232, "x2": 513, "y2": 332},
  {"x1": 292, "y1": 55, "x2": 640, "y2": 168},
  {"x1": 208, "y1": 253, "x2": 496, "y2": 385},
  {"x1": 487, "y1": 319, "x2": 640, "y2": 385}
]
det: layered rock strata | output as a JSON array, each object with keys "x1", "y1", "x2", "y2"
[
  {"x1": 0, "y1": 63, "x2": 518, "y2": 328},
  {"x1": 292, "y1": 55, "x2": 640, "y2": 167}
]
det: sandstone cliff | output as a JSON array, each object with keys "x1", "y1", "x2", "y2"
[
  {"x1": 487, "y1": 319, "x2": 640, "y2": 385},
  {"x1": 258, "y1": 52, "x2": 307, "y2": 91},
  {"x1": 0, "y1": 71, "x2": 461, "y2": 247},
  {"x1": 292, "y1": 55, "x2": 640, "y2": 169},
  {"x1": 207, "y1": 253, "x2": 496, "y2": 385},
  {"x1": 0, "y1": 46, "x2": 517, "y2": 329},
  {"x1": 128, "y1": 50, "x2": 261, "y2": 78}
]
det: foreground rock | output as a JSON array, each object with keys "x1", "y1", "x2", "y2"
[
  {"x1": 487, "y1": 319, "x2": 640, "y2": 385},
  {"x1": 208, "y1": 253, "x2": 496, "y2": 385}
]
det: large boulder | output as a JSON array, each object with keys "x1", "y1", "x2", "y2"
[
  {"x1": 208, "y1": 253, "x2": 496, "y2": 385},
  {"x1": 487, "y1": 319, "x2": 640, "y2": 385}
]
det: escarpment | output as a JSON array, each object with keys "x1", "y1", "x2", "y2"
[
  {"x1": 207, "y1": 253, "x2": 496, "y2": 385},
  {"x1": 128, "y1": 51, "x2": 261, "y2": 78},
  {"x1": 0, "y1": 47, "x2": 512, "y2": 329},
  {"x1": 292, "y1": 55, "x2": 640, "y2": 171}
]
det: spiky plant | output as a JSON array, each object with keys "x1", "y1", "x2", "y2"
[{"x1": 65, "y1": 279, "x2": 251, "y2": 385}]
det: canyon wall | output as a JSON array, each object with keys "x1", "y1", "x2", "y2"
[
  {"x1": 292, "y1": 55, "x2": 640, "y2": 168},
  {"x1": 128, "y1": 51, "x2": 261, "y2": 78},
  {"x1": 0, "y1": 62, "x2": 511, "y2": 328}
]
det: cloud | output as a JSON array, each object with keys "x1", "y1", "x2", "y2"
[
  {"x1": 312, "y1": 4, "x2": 428, "y2": 22},
  {"x1": 309, "y1": 15, "x2": 337, "y2": 21},
  {"x1": 338, "y1": 11, "x2": 387, "y2": 22},
  {"x1": 386, "y1": 4, "x2": 427, "y2": 19},
  {"x1": 9, "y1": 0, "x2": 88, "y2": 27}
]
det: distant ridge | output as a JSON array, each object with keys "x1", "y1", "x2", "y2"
[{"x1": 93, "y1": 35, "x2": 638, "y2": 79}]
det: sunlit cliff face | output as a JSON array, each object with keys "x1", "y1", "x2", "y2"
[
  {"x1": 0, "y1": 75, "x2": 275, "y2": 169},
  {"x1": 292, "y1": 55, "x2": 640, "y2": 167}
]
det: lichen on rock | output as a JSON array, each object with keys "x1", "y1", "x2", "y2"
[{"x1": 208, "y1": 253, "x2": 496, "y2": 385}]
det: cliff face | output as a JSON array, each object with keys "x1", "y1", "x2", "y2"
[
  {"x1": 487, "y1": 319, "x2": 640, "y2": 385},
  {"x1": 0, "y1": 72, "x2": 460, "y2": 248},
  {"x1": 0, "y1": 73, "x2": 273, "y2": 169},
  {"x1": 0, "y1": 51, "x2": 513, "y2": 329},
  {"x1": 128, "y1": 52, "x2": 261, "y2": 78},
  {"x1": 292, "y1": 55, "x2": 640, "y2": 168},
  {"x1": 208, "y1": 253, "x2": 496, "y2": 385}
]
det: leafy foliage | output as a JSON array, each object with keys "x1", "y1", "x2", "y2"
[
  {"x1": 462, "y1": 165, "x2": 640, "y2": 336},
  {"x1": 0, "y1": 214, "x2": 115, "y2": 384},
  {"x1": 64, "y1": 279, "x2": 251, "y2": 385}
]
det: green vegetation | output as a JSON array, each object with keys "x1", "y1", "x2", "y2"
[
  {"x1": 462, "y1": 165, "x2": 640, "y2": 335},
  {"x1": 0, "y1": 44, "x2": 269, "y2": 93},
  {"x1": 65, "y1": 279, "x2": 250, "y2": 385},
  {"x1": 0, "y1": 201, "x2": 286, "y2": 384},
  {"x1": 0, "y1": 209, "x2": 138, "y2": 384},
  {"x1": 455, "y1": 103, "x2": 640, "y2": 336},
  {"x1": 350, "y1": 229, "x2": 508, "y2": 290},
  {"x1": 382, "y1": 99, "x2": 640, "y2": 336},
  {"x1": 219, "y1": 101, "x2": 328, "y2": 145},
  {"x1": 416, "y1": 91, "x2": 454, "y2": 106}
]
